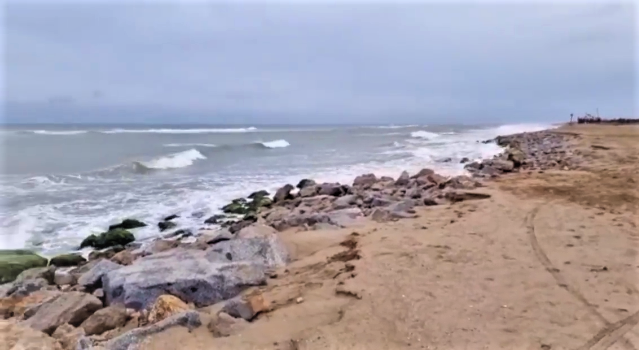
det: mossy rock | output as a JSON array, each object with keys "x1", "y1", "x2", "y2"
[
  {"x1": 80, "y1": 229, "x2": 135, "y2": 250},
  {"x1": 108, "y1": 219, "x2": 147, "y2": 231},
  {"x1": 50, "y1": 253, "x2": 87, "y2": 267},
  {"x1": 248, "y1": 190, "x2": 269, "y2": 199},
  {"x1": 248, "y1": 196, "x2": 272, "y2": 212},
  {"x1": 0, "y1": 250, "x2": 49, "y2": 284},
  {"x1": 158, "y1": 221, "x2": 177, "y2": 232},
  {"x1": 222, "y1": 198, "x2": 250, "y2": 215}
]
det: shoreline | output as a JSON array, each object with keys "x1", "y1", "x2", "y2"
[{"x1": 5, "y1": 123, "x2": 635, "y2": 350}]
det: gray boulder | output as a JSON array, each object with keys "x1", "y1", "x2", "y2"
[
  {"x1": 103, "y1": 249, "x2": 268, "y2": 310},
  {"x1": 207, "y1": 234, "x2": 290, "y2": 268},
  {"x1": 22, "y1": 291, "x2": 102, "y2": 335},
  {"x1": 317, "y1": 183, "x2": 345, "y2": 197},
  {"x1": 352, "y1": 173, "x2": 377, "y2": 188},
  {"x1": 78, "y1": 259, "x2": 122, "y2": 289},
  {"x1": 333, "y1": 194, "x2": 358, "y2": 210},
  {"x1": 326, "y1": 208, "x2": 365, "y2": 228},
  {"x1": 299, "y1": 185, "x2": 319, "y2": 198},
  {"x1": 6, "y1": 277, "x2": 49, "y2": 297},
  {"x1": 296, "y1": 179, "x2": 316, "y2": 189}
]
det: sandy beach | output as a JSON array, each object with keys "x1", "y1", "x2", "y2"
[
  {"x1": 2, "y1": 124, "x2": 638, "y2": 350},
  {"x1": 141, "y1": 124, "x2": 639, "y2": 350}
]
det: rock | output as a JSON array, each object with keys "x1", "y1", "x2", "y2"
[
  {"x1": 369, "y1": 195, "x2": 394, "y2": 208},
  {"x1": 93, "y1": 288, "x2": 104, "y2": 299},
  {"x1": 0, "y1": 320, "x2": 62, "y2": 350},
  {"x1": 103, "y1": 249, "x2": 268, "y2": 310},
  {"x1": 222, "y1": 198, "x2": 250, "y2": 215},
  {"x1": 440, "y1": 157, "x2": 452, "y2": 163},
  {"x1": 103, "y1": 311, "x2": 201, "y2": 350},
  {"x1": 333, "y1": 194, "x2": 358, "y2": 210},
  {"x1": 248, "y1": 190, "x2": 270, "y2": 199},
  {"x1": 228, "y1": 217, "x2": 257, "y2": 234},
  {"x1": 50, "y1": 253, "x2": 87, "y2": 268},
  {"x1": 299, "y1": 185, "x2": 319, "y2": 198},
  {"x1": 247, "y1": 195, "x2": 272, "y2": 211},
  {"x1": 221, "y1": 288, "x2": 269, "y2": 321},
  {"x1": 207, "y1": 234, "x2": 290, "y2": 268},
  {"x1": 0, "y1": 283, "x2": 10, "y2": 298},
  {"x1": 23, "y1": 291, "x2": 103, "y2": 335},
  {"x1": 14, "y1": 265, "x2": 56, "y2": 285},
  {"x1": 0, "y1": 290, "x2": 61, "y2": 319},
  {"x1": 163, "y1": 214, "x2": 179, "y2": 222},
  {"x1": 236, "y1": 224, "x2": 278, "y2": 239},
  {"x1": 80, "y1": 229, "x2": 135, "y2": 250},
  {"x1": 88, "y1": 246, "x2": 125, "y2": 261},
  {"x1": 273, "y1": 184, "x2": 295, "y2": 203},
  {"x1": 405, "y1": 187, "x2": 421, "y2": 199},
  {"x1": 326, "y1": 208, "x2": 365, "y2": 228},
  {"x1": 7, "y1": 278, "x2": 49, "y2": 297},
  {"x1": 370, "y1": 208, "x2": 393, "y2": 223},
  {"x1": 146, "y1": 239, "x2": 181, "y2": 255},
  {"x1": 207, "y1": 312, "x2": 248, "y2": 337},
  {"x1": 444, "y1": 192, "x2": 492, "y2": 203},
  {"x1": 157, "y1": 221, "x2": 177, "y2": 232},
  {"x1": 422, "y1": 197, "x2": 439, "y2": 206},
  {"x1": 52, "y1": 323, "x2": 85, "y2": 350},
  {"x1": 80, "y1": 306, "x2": 128, "y2": 336},
  {"x1": 413, "y1": 168, "x2": 435, "y2": 178},
  {"x1": 352, "y1": 173, "x2": 377, "y2": 188},
  {"x1": 491, "y1": 159, "x2": 515, "y2": 172},
  {"x1": 196, "y1": 229, "x2": 233, "y2": 246},
  {"x1": 0, "y1": 250, "x2": 48, "y2": 284},
  {"x1": 296, "y1": 179, "x2": 316, "y2": 189},
  {"x1": 507, "y1": 148, "x2": 526, "y2": 167},
  {"x1": 204, "y1": 214, "x2": 226, "y2": 224},
  {"x1": 317, "y1": 183, "x2": 345, "y2": 197},
  {"x1": 370, "y1": 200, "x2": 418, "y2": 222},
  {"x1": 395, "y1": 171, "x2": 410, "y2": 186},
  {"x1": 77, "y1": 259, "x2": 122, "y2": 290},
  {"x1": 110, "y1": 250, "x2": 135, "y2": 266},
  {"x1": 460, "y1": 157, "x2": 470, "y2": 163},
  {"x1": 108, "y1": 219, "x2": 147, "y2": 231},
  {"x1": 147, "y1": 295, "x2": 190, "y2": 324}
]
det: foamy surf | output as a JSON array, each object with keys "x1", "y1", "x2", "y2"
[
  {"x1": 163, "y1": 143, "x2": 217, "y2": 148},
  {"x1": 137, "y1": 149, "x2": 206, "y2": 170},
  {"x1": 410, "y1": 130, "x2": 440, "y2": 139},
  {"x1": 259, "y1": 139, "x2": 290, "y2": 149},
  {"x1": 32, "y1": 130, "x2": 88, "y2": 135}
]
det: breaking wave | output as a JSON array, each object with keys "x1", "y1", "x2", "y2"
[
  {"x1": 410, "y1": 130, "x2": 440, "y2": 139},
  {"x1": 134, "y1": 149, "x2": 206, "y2": 170},
  {"x1": 31, "y1": 130, "x2": 88, "y2": 135},
  {"x1": 163, "y1": 143, "x2": 217, "y2": 148},
  {"x1": 257, "y1": 139, "x2": 290, "y2": 149},
  {"x1": 101, "y1": 127, "x2": 257, "y2": 134}
]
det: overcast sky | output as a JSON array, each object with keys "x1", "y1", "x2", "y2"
[{"x1": 2, "y1": 1, "x2": 637, "y2": 124}]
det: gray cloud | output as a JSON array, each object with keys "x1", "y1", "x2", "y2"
[{"x1": 4, "y1": 1, "x2": 637, "y2": 124}]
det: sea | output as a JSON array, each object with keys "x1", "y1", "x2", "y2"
[{"x1": 0, "y1": 123, "x2": 551, "y2": 255}]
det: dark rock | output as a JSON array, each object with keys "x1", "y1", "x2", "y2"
[
  {"x1": 222, "y1": 198, "x2": 250, "y2": 215},
  {"x1": 163, "y1": 214, "x2": 179, "y2": 222},
  {"x1": 460, "y1": 157, "x2": 470, "y2": 164},
  {"x1": 108, "y1": 219, "x2": 146, "y2": 231},
  {"x1": 318, "y1": 183, "x2": 345, "y2": 197},
  {"x1": 77, "y1": 259, "x2": 122, "y2": 290},
  {"x1": 14, "y1": 265, "x2": 56, "y2": 285},
  {"x1": 296, "y1": 179, "x2": 317, "y2": 189},
  {"x1": 6, "y1": 277, "x2": 49, "y2": 297},
  {"x1": 103, "y1": 249, "x2": 269, "y2": 310},
  {"x1": 440, "y1": 157, "x2": 452, "y2": 163},
  {"x1": 0, "y1": 250, "x2": 48, "y2": 284},
  {"x1": 191, "y1": 211, "x2": 205, "y2": 219},
  {"x1": 412, "y1": 168, "x2": 435, "y2": 179},
  {"x1": 273, "y1": 184, "x2": 295, "y2": 203},
  {"x1": 80, "y1": 229, "x2": 135, "y2": 250},
  {"x1": 50, "y1": 253, "x2": 87, "y2": 268},
  {"x1": 204, "y1": 214, "x2": 226, "y2": 225},
  {"x1": 248, "y1": 190, "x2": 270, "y2": 199},
  {"x1": 158, "y1": 221, "x2": 177, "y2": 232}
]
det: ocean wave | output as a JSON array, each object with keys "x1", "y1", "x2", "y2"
[
  {"x1": 135, "y1": 149, "x2": 206, "y2": 170},
  {"x1": 257, "y1": 139, "x2": 290, "y2": 149},
  {"x1": 163, "y1": 143, "x2": 217, "y2": 148},
  {"x1": 374, "y1": 125, "x2": 419, "y2": 129},
  {"x1": 101, "y1": 127, "x2": 257, "y2": 134},
  {"x1": 410, "y1": 130, "x2": 440, "y2": 139},
  {"x1": 31, "y1": 130, "x2": 88, "y2": 135}
]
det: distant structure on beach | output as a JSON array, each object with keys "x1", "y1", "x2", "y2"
[{"x1": 576, "y1": 113, "x2": 639, "y2": 124}]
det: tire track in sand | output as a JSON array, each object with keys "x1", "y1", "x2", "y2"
[{"x1": 525, "y1": 205, "x2": 637, "y2": 350}]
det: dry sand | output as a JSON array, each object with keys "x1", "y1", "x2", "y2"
[{"x1": 145, "y1": 124, "x2": 639, "y2": 350}]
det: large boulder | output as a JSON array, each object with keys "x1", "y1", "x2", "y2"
[
  {"x1": 0, "y1": 250, "x2": 48, "y2": 284},
  {"x1": 108, "y1": 219, "x2": 146, "y2": 231},
  {"x1": 326, "y1": 208, "x2": 365, "y2": 228},
  {"x1": 0, "y1": 320, "x2": 62, "y2": 350},
  {"x1": 412, "y1": 168, "x2": 435, "y2": 178},
  {"x1": 296, "y1": 179, "x2": 316, "y2": 189},
  {"x1": 395, "y1": 171, "x2": 410, "y2": 186},
  {"x1": 6, "y1": 277, "x2": 49, "y2": 297},
  {"x1": 23, "y1": 291, "x2": 103, "y2": 335},
  {"x1": 50, "y1": 253, "x2": 87, "y2": 268},
  {"x1": 273, "y1": 184, "x2": 295, "y2": 203},
  {"x1": 333, "y1": 194, "x2": 358, "y2": 210},
  {"x1": 248, "y1": 190, "x2": 269, "y2": 199},
  {"x1": 299, "y1": 185, "x2": 319, "y2": 198},
  {"x1": 507, "y1": 148, "x2": 526, "y2": 167},
  {"x1": 80, "y1": 306, "x2": 128, "y2": 336},
  {"x1": 80, "y1": 229, "x2": 135, "y2": 250},
  {"x1": 77, "y1": 259, "x2": 122, "y2": 290},
  {"x1": 103, "y1": 249, "x2": 268, "y2": 310},
  {"x1": 317, "y1": 183, "x2": 345, "y2": 197},
  {"x1": 221, "y1": 198, "x2": 250, "y2": 215},
  {"x1": 14, "y1": 265, "x2": 56, "y2": 285},
  {"x1": 157, "y1": 221, "x2": 177, "y2": 232},
  {"x1": 0, "y1": 290, "x2": 62, "y2": 319},
  {"x1": 207, "y1": 235, "x2": 289, "y2": 268}
]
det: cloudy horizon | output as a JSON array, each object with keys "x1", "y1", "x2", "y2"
[{"x1": 3, "y1": 1, "x2": 637, "y2": 125}]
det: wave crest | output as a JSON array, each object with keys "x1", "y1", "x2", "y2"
[
  {"x1": 135, "y1": 149, "x2": 206, "y2": 170},
  {"x1": 258, "y1": 139, "x2": 290, "y2": 149},
  {"x1": 410, "y1": 130, "x2": 440, "y2": 139},
  {"x1": 32, "y1": 130, "x2": 87, "y2": 135},
  {"x1": 102, "y1": 127, "x2": 257, "y2": 134},
  {"x1": 163, "y1": 143, "x2": 217, "y2": 148}
]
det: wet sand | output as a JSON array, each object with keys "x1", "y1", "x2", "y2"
[{"x1": 145, "y1": 124, "x2": 639, "y2": 350}]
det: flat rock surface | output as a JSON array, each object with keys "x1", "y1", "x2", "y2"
[
  {"x1": 0, "y1": 320, "x2": 62, "y2": 350},
  {"x1": 22, "y1": 291, "x2": 102, "y2": 334}
]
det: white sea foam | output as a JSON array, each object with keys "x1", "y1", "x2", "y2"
[
  {"x1": 102, "y1": 127, "x2": 257, "y2": 134},
  {"x1": 374, "y1": 125, "x2": 419, "y2": 129},
  {"x1": 138, "y1": 149, "x2": 206, "y2": 170},
  {"x1": 410, "y1": 130, "x2": 440, "y2": 139},
  {"x1": 259, "y1": 139, "x2": 290, "y2": 148},
  {"x1": 32, "y1": 130, "x2": 88, "y2": 135},
  {"x1": 163, "y1": 143, "x2": 217, "y2": 148}
]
